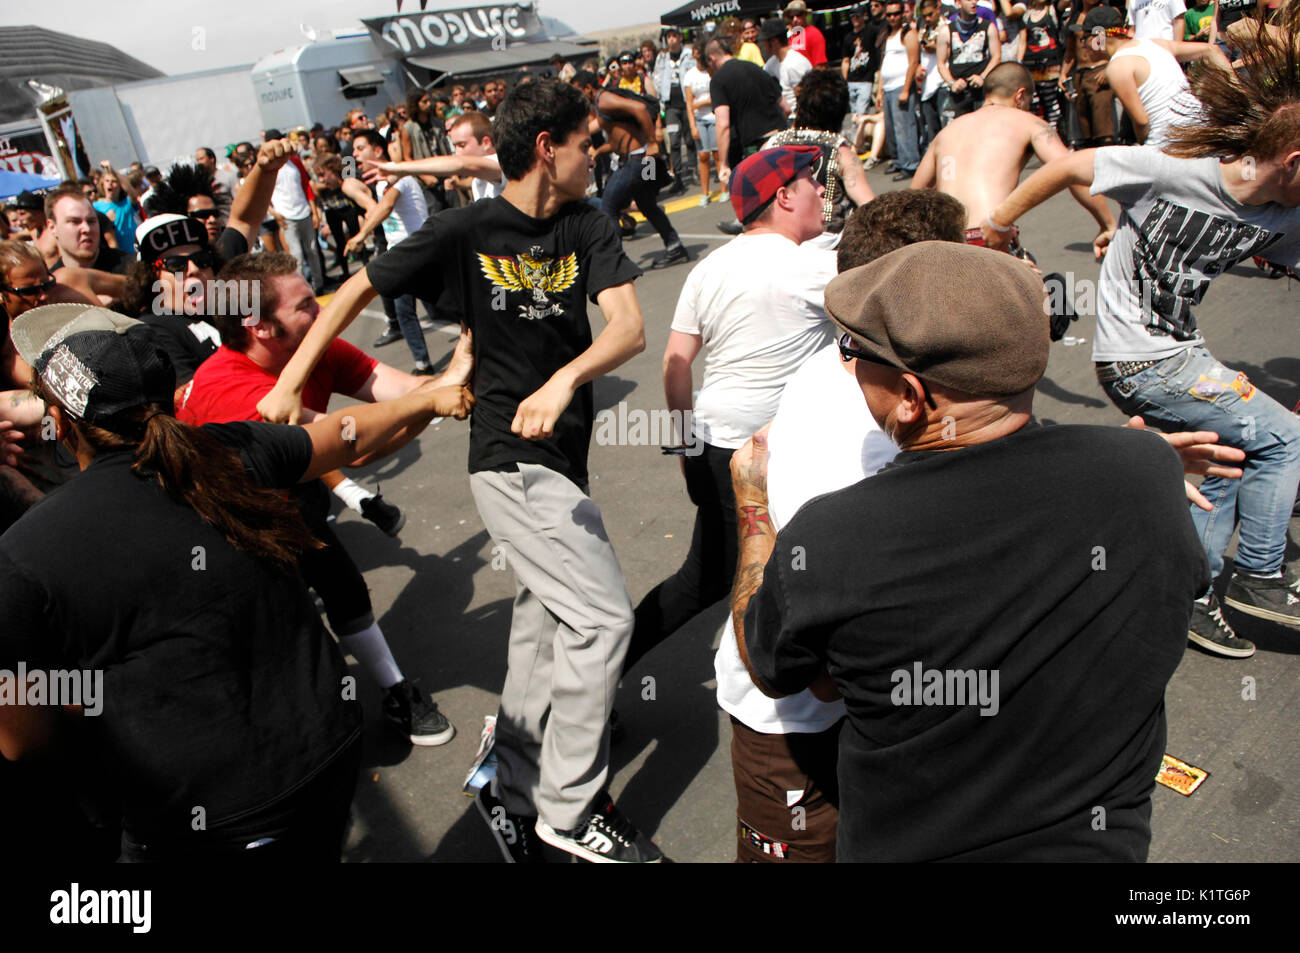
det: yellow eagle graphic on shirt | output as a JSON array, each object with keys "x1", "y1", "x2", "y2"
[{"x1": 477, "y1": 246, "x2": 579, "y2": 320}]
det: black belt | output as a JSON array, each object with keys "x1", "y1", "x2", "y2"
[{"x1": 1095, "y1": 359, "x2": 1158, "y2": 383}]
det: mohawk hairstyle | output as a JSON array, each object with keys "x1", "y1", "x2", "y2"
[
  {"x1": 142, "y1": 162, "x2": 224, "y2": 217},
  {"x1": 1164, "y1": 21, "x2": 1300, "y2": 162}
]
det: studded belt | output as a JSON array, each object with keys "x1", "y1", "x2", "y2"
[{"x1": 1095, "y1": 359, "x2": 1159, "y2": 383}]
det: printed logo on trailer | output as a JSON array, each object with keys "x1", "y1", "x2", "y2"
[{"x1": 477, "y1": 246, "x2": 579, "y2": 320}]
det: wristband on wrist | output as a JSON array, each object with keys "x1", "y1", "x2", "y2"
[{"x1": 986, "y1": 213, "x2": 1013, "y2": 233}]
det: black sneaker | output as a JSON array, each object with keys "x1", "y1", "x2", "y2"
[
  {"x1": 475, "y1": 779, "x2": 547, "y2": 863},
  {"x1": 1188, "y1": 594, "x2": 1256, "y2": 658},
  {"x1": 618, "y1": 213, "x2": 637, "y2": 239},
  {"x1": 651, "y1": 245, "x2": 691, "y2": 270},
  {"x1": 372, "y1": 327, "x2": 403, "y2": 348},
  {"x1": 382, "y1": 680, "x2": 455, "y2": 746},
  {"x1": 716, "y1": 219, "x2": 742, "y2": 236},
  {"x1": 360, "y1": 493, "x2": 405, "y2": 537},
  {"x1": 1223, "y1": 566, "x2": 1300, "y2": 628},
  {"x1": 534, "y1": 792, "x2": 663, "y2": 864},
  {"x1": 412, "y1": 364, "x2": 439, "y2": 377}
]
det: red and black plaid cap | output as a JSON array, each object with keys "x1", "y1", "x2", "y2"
[{"x1": 730, "y1": 145, "x2": 821, "y2": 226}]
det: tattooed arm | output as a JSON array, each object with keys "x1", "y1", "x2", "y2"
[
  {"x1": 730, "y1": 424, "x2": 782, "y2": 698},
  {"x1": 731, "y1": 423, "x2": 841, "y2": 702}
]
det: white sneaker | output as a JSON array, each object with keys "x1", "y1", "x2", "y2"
[{"x1": 697, "y1": 194, "x2": 711, "y2": 207}]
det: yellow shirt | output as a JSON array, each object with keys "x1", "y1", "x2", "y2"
[{"x1": 738, "y1": 42, "x2": 764, "y2": 67}]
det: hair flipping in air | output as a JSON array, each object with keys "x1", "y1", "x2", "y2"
[{"x1": 1164, "y1": 22, "x2": 1300, "y2": 162}]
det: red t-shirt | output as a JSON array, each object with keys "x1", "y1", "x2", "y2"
[
  {"x1": 178, "y1": 339, "x2": 378, "y2": 424},
  {"x1": 789, "y1": 24, "x2": 827, "y2": 66}
]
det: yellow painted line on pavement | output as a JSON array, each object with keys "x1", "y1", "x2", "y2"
[{"x1": 630, "y1": 190, "x2": 722, "y2": 222}]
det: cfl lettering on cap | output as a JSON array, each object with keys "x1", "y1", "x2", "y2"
[{"x1": 139, "y1": 216, "x2": 206, "y2": 263}]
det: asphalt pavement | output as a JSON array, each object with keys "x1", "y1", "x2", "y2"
[{"x1": 324, "y1": 165, "x2": 1299, "y2": 863}]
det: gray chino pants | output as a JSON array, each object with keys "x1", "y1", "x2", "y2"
[{"x1": 469, "y1": 462, "x2": 634, "y2": 831}]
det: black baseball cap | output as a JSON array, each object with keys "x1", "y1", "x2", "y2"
[
  {"x1": 11, "y1": 190, "x2": 43, "y2": 212},
  {"x1": 1069, "y1": 6, "x2": 1125, "y2": 32},
  {"x1": 759, "y1": 19, "x2": 788, "y2": 42},
  {"x1": 10, "y1": 304, "x2": 176, "y2": 429},
  {"x1": 264, "y1": 128, "x2": 284, "y2": 141}
]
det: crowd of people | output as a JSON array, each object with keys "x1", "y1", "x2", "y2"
[{"x1": 0, "y1": 1, "x2": 1297, "y2": 865}]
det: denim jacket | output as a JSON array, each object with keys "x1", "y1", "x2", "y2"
[{"x1": 652, "y1": 49, "x2": 697, "y2": 106}]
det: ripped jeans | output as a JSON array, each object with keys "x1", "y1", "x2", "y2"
[{"x1": 1101, "y1": 346, "x2": 1300, "y2": 583}]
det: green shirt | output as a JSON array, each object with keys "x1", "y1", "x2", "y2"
[{"x1": 1185, "y1": 1, "x2": 1216, "y2": 36}]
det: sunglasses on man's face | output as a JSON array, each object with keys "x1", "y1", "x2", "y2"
[
  {"x1": 3, "y1": 276, "x2": 55, "y2": 297},
  {"x1": 159, "y1": 249, "x2": 216, "y2": 272},
  {"x1": 838, "y1": 332, "x2": 937, "y2": 409},
  {"x1": 189, "y1": 209, "x2": 220, "y2": 221}
]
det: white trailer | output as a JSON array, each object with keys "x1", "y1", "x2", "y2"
[
  {"x1": 249, "y1": 35, "x2": 405, "y2": 133},
  {"x1": 68, "y1": 64, "x2": 263, "y2": 170}
]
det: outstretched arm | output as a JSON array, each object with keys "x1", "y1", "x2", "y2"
[
  {"x1": 300, "y1": 379, "x2": 474, "y2": 481},
  {"x1": 362, "y1": 155, "x2": 502, "y2": 184},
  {"x1": 984, "y1": 148, "x2": 1106, "y2": 255},
  {"x1": 226, "y1": 139, "x2": 296, "y2": 248}
]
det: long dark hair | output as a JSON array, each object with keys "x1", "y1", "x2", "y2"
[
  {"x1": 34, "y1": 379, "x2": 320, "y2": 570},
  {"x1": 1164, "y1": 20, "x2": 1300, "y2": 161}
]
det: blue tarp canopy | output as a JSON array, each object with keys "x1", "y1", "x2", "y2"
[{"x1": 0, "y1": 169, "x2": 61, "y2": 202}]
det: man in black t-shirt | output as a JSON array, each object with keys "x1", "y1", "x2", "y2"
[
  {"x1": 841, "y1": 3, "x2": 886, "y2": 115},
  {"x1": 730, "y1": 242, "x2": 1208, "y2": 862},
  {"x1": 254, "y1": 81, "x2": 663, "y2": 865},
  {"x1": 705, "y1": 36, "x2": 789, "y2": 187}
]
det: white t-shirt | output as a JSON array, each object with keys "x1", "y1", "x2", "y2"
[
  {"x1": 764, "y1": 50, "x2": 813, "y2": 112},
  {"x1": 715, "y1": 343, "x2": 900, "y2": 734},
  {"x1": 670, "y1": 232, "x2": 837, "y2": 449},
  {"x1": 1090, "y1": 146, "x2": 1300, "y2": 362},
  {"x1": 376, "y1": 175, "x2": 429, "y2": 246},
  {"x1": 1129, "y1": 0, "x2": 1188, "y2": 39},
  {"x1": 1109, "y1": 39, "x2": 1196, "y2": 148},
  {"x1": 880, "y1": 30, "x2": 910, "y2": 92},
  {"x1": 683, "y1": 65, "x2": 713, "y2": 122},
  {"x1": 270, "y1": 162, "x2": 311, "y2": 221},
  {"x1": 470, "y1": 153, "x2": 505, "y2": 202}
]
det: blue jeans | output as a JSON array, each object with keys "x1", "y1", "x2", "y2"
[
  {"x1": 883, "y1": 86, "x2": 920, "y2": 173},
  {"x1": 848, "y1": 81, "x2": 874, "y2": 116},
  {"x1": 601, "y1": 155, "x2": 681, "y2": 249},
  {"x1": 1101, "y1": 346, "x2": 1300, "y2": 582},
  {"x1": 394, "y1": 294, "x2": 430, "y2": 368}
]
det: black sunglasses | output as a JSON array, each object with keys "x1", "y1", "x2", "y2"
[
  {"x1": 838, "y1": 332, "x2": 937, "y2": 409},
  {"x1": 159, "y1": 249, "x2": 216, "y2": 272},
  {"x1": 2, "y1": 276, "x2": 55, "y2": 297},
  {"x1": 189, "y1": 208, "x2": 220, "y2": 221}
]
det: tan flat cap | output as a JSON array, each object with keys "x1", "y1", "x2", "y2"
[{"x1": 825, "y1": 242, "x2": 1050, "y2": 398}]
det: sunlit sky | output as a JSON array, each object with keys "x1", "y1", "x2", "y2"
[{"x1": 5, "y1": 0, "x2": 660, "y2": 75}]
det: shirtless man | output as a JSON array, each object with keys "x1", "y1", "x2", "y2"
[
  {"x1": 1105, "y1": 33, "x2": 1228, "y2": 147},
  {"x1": 912, "y1": 62, "x2": 1114, "y2": 250},
  {"x1": 911, "y1": 62, "x2": 1115, "y2": 337},
  {"x1": 572, "y1": 69, "x2": 690, "y2": 269}
]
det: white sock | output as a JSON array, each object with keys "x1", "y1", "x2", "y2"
[
  {"x1": 339, "y1": 623, "x2": 403, "y2": 689},
  {"x1": 331, "y1": 477, "x2": 374, "y2": 515}
]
